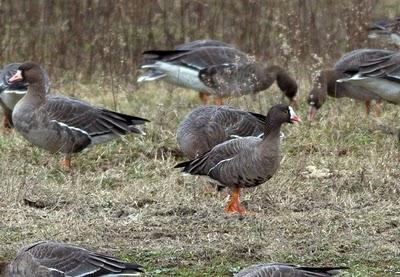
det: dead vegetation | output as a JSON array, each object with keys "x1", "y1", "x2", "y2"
[{"x1": 0, "y1": 81, "x2": 398, "y2": 276}]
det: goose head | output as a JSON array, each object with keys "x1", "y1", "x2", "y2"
[{"x1": 9, "y1": 62, "x2": 44, "y2": 85}]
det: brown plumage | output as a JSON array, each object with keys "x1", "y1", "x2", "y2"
[
  {"x1": 235, "y1": 263, "x2": 347, "y2": 277},
  {"x1": 0, "y1": 241, "x2": 143, "y2": 276},
  {"x1": 138, "y1": 42, "x2": 298, "y2": 105},
  {"x1": 307, "y1": 49, "x2": 395, "y2": 121},
  {"x1": 177, "y1": 105, "x2": 268, "y2": 159},
  {"x1": 9, "y1": 62, "x2": 149, "y2": 168},
  {"x1": 175, "y1": 104, "x2": 300, "y2": 214}
]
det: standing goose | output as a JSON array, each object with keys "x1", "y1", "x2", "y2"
[
  {"x1": 0, "y1": 241, "x2": 143, "y2": 276},
  {"x1": 138, "y1": 45, "x2": 298, "y2": 106},
  {"x1": 307, "y1": 49, "x2": 395, "y2": 121},
  {"x1": 175, "y1": 104, "x2": 300, "y2": 214},
  {"x1": 177, "y1": 105, "x2": 269, "y2": 159},
  {"x1": 9, "y1": 62, "x2": 149, "y2": 168},
  {"x1": 0, "y1": 63, "x2": 50, "y2": 128},
  {"x1": 235, "y1": 263, "x2": 346, "y2": 277}
]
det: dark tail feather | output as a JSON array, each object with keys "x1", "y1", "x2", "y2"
[
  {"x1": 97, "y1": 110, "x2": 149, "y2": 136},
  {"x1": 142, "y1": 49, "x2": 190, "y2": 59},
  {"x1": 298, "y1": 266, "x2": 349, "y2": 276},
  {"x1": 174, "y1": 160, "x2": 194, "y2": 171}
]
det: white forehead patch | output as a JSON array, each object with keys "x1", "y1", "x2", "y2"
[{"x1": 288, "y1": 106, "x2": 296, "y2": 118}]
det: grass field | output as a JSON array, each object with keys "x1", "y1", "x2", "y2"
[{"x1": 0, "y1": 79, "x2": 399, "y2": 276}]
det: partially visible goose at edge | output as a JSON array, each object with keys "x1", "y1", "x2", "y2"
[
  {"x1": 177, "y1": 105, "x2": 270, "y2": 159},
  {"x1": 235, "y1": 263, "x2": 347, "y2": 277},
  {"x1": 0, "y1": 241, "x2": 143, "y2": 276},
  {"x1": 9, "y1": 62, "x2": 149, "y2": 169},
  {"x1": 368, "y1": 17, "x2": 400, "y2": 46},
  {"x1": 0, "y1": 63, "x2": 51, "y2": 128},
  {"x1": 138, "y1": 44, "x2": 298, "y2": 106},
  {"x1": 336, "y1": 51, "x2": 400, "y2": 107},
  {"x1": 307, "y1": 48, "x2": 395, "y2": 121},
  {"x1": 175, "y1": 104, "x2": 300, "y2": 214}
]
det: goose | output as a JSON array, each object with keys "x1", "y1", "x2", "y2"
[
  {"x1": 368, "y1": 17, "x2": 400, "y2": 45},
  {"x1": 140, "y1": 39, "x2": 232, "y2": 104},
  {"x1": 175, "y1": 104, "x2": 300, "y2": 214},
  {"x1": 235, "y1": 263, "x2": 346, "y2": 277},
  {"x1": 0, "y1": 241, "x2": 143, "y2": 276},
  {"x1": 307, "y1": 49, "x2": 395, "y2": 121},
  {"x1": 138, "y1": 45, "x2": 298, "y2": 106},
  {"x1": 9, "y1": 62, "x2": 149, "y2": 168},
  {"x1": 336, "y1": 51, "x2": 400, "y2": 106},
  {"x1": 177, "y1": 105, "x2": 269, "y2": 159},
  {"x1": 0, "y1": 63, "x2": 50, "y2": 128}
]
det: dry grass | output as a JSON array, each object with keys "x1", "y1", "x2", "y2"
[{"x1": 0, "y1": 79, "x2": 399, "y2": 276}]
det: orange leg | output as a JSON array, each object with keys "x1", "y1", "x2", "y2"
[
  {"x1": 365, "y1": 100, "x2": 371, "y2": 115},
  {"x1": 3, "y1": 115, "x2": 12, "y2": 129},
  {"x1": 224, "y1": 186, "x2": 246, "y2": 214},
  {"x1": 214, "y1": 97, "x2": 223, "y2": 105},
  {"x1": 61, "y1": 154, "x2": 72, "y2": 169},
  {"x1": 198, "y1": 92, "x2": 210, "y2": 105},
  {"x1": 374, "y1": 101, "x2": 382, "y2": 117}
]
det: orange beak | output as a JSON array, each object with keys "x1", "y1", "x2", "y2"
[{"x1": 9, "y1": 70, "x2": 23, "y2": 83}]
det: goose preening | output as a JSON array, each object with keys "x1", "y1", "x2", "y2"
[
  {"x1": 138, "y1": 42, "x2": 298, "y2": 106},
  {"x1": 175, "y1": 104, "x2": 300, "y2": 214},
  {"x1": 234, "y1": 263, "x2": 347, "y2": 277},
  {"x1": 0, "y1": 241, "x2": 143, "y2": 276},
  {"x1": 177, "y1": 105, "x2": 269, "y2": 159},
  {"x1": 9, "y1": 62, "x2": 149, "y2": 168},
  {"x1": 0, "y1": 63, "x2": 50, "y2": 129},
  {"x1": 307, "y1": 49, "x2": 395, "y2": 121}
]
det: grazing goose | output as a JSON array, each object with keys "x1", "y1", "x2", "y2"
[
  {"x1": 138, "y1": 46, "x2": 298, "y2": 106},
  {"x1": 235, "y1": 263, "x2": 346, "y2": 277},
  {"x1": 307, "y1": 49, "x2": 395, "y2": 121},
  {"x1": 336, "y1": 51, "x2": 400, "y2": 106},
  {"x1": 9, "y1": 62, "x2": 149, "y2": 168},
  {"x1": 177, "y1": 105, "x2": 269, "y2": 159},
  {"x1": 368, "y1": 17, "x2": 400, "y2": 45},
  {"x1": 0, "y1": 63, "x2": 50, "y2": 128},
  {"x1": 175, "y1": 104, "x2": 300, "y2": 214},
  {"x1": 0, "y1": 241, "x2": 143, "y2": 276}
]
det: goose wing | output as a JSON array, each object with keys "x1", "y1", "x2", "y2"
[
  {"x1": 334, "y1": 49, "x2": 395, "y2": 74},
  {"x1": 14, "y1": 241, "x2": 143, "y2": 276},
  {"x1": 143, "y1": 46, "x2": 252, "y2": 70},
  {"x1": 43, "y1": 95, "x2": 149, "y2": 139},
  {"x1": 235, "y1": 263, "x2": 347, "y2": 277}
]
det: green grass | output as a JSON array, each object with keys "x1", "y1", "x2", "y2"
[{"x1": 0, "y1": 80, "x2": 399, "y2": 276}]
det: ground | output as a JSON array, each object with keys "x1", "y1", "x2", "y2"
[{"x1": 0, "y1": 80, "x2": 399, "y2": 276}]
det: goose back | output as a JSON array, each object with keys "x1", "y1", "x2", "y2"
[
  {"x1": 177, "y1": 105, "x2": 267, "y2": 158},
  {"x1": 13, "y1": 94, "x2": 149, "y2": 154},
  {"x1": 338, "y1": 51, "x2": 400, "y2": 104},
  {"x1": 174, "y1": 39, "x2": 234, "y2": 50},
  {"x1": 308, "y1": 49, "x2": 395, "y2": 115},
  {"x1": 5, "y1": 241, "x2": 143, "y2": 277},
  {"x1": 235, "y1": 263, "x2": 346, "y2": 277}
]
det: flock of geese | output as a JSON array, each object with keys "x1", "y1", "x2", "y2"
[{"x1": 0, "y1": 35, "x2": 399, "y2": 276}]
